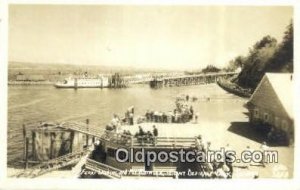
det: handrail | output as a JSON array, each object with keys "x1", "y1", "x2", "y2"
[
  {"x1": 162, "y1": 72, "x2": 238, "y2": 80},
  {"x1": 12, "y1": 149, "x2": 89, "y2": 178},
  {"x1": 51, "y1": 122, "x2": 196, "y2": 148}
]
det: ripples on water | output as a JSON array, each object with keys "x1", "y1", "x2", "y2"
[{"x1": 7, "y1": 84, "x2": 246, "y2": 165}]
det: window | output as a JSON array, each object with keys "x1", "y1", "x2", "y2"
[
  {"x1": 254, "y1": 108, "x2": 259, "y2": 118},
  {"x1": 275, "y1": 117, "x2": 280, "y2": 127},
  {"x1": 282, "y1": 120, "x2": 288, "y2": 131},
  {"x1": 264, "y1": 113, "x2": 269, "y2": 122}
]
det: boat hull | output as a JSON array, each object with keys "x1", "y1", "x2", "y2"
[{"x1": 54, "y1": 77, "x2": 110, "y2": 88}]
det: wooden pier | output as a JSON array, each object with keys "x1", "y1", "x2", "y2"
[{"x1": 150, "y1": 72, "x2": 238, "y2": 88}]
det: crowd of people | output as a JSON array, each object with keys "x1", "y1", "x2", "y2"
[
  {"x1": 195, "y1": 135, "x2": 233, "y2": 178},
  {"x1": 195, "y1": 134, "x2": 271, "y2": 178},
  {"x1": 105, "y1": 115, "x2": 159, "y2": 146},
  {"x1": 134, "y1": 125, "x2": 158, "y2": 145},
  {"x1": 105, "y1": 106, "x2": 135, "y2": 132},
  {"x1": 105, "y1": 114, "x2": 122, "y2": 132},
  {"x1": 143, "y1": 95, "x2": 198, "y2": 124},
  {"x1": 105, "y1": 95, "x2": 199, "y2": 132}
]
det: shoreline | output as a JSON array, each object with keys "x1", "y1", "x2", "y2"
[
  {"x1": 217, "y1": 79, "x2": 252, "y2": 98},
  {"x1": 8, "y1": 81, "x2": 54, "y2": 85}
]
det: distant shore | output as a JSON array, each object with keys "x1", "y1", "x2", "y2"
[{"x1": 8, "y1": 81, "x2": 54, "y2": 85}]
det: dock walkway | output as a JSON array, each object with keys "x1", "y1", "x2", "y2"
[
  {"x1": 150, "y1": 72, "x2": 238, "y2": 88},
  {"x1": 59, "y1": 122, "x2": 197, "y2": 149}
]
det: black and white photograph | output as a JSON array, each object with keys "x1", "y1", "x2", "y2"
[{"x1": 0, "y1": 1, "x2": 299, "y2": 189}]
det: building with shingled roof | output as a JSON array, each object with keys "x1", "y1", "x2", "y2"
[{"x1": 247, "y1": 73, "x2": 293, "y2": 145}]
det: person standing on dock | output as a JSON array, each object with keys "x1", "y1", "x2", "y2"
[
  {"x1": 224, "y1": 144, "x2": 233, "y2": 177},
  {"x1": 125, "y1": 110, "x2": 130, "y2": 125},
  {"x1": 145, "y1": 110, "x2": 150, "y2": 122},
  {"x1": 189, "y1": 106, "x2": 194, "y2": 120},
  {"x1": 162, "y1": 112, "x2": 167, "y2": 123},
  {"x1": 154, "y1": 111, "x2": 159, "y2": 122},
  {"x1": 128, "y1": 106, "x2": 134, "y2": 114},
  {"x1": 260, "y1": 141, "x2": 269, "y2": 167},
  {"x1": 153, "y1": 125, "x2": 158, "y2": 145},
  {"x1": 128, "y1": 106, "x2": 134, "y2": 125},
  {"x1": 186, "y1": 95, "x2": 189, "y2": 101},
  {"x1": 138, "y1": 126, "x2": 145, "y2": 145},
  {"x1": 138, "y1": 126, "x2": 145, "y2": 136},
  {"x1": 129, "y1": 112, "x2": 134, "y2": 125},
  {"x1": 111, "y1": 114, "x2": 120, "y2": 131},
  {"x1": 150, "y1": 110, "x2": 154, "y2": 122},
  {"x1": 153, "y1": 125, "x2": 158, "y2": 136},
  {"x1": 246, "y1": 146, "x2": 254, "y2": 168},
  {"x1": 195, "y1": 112, "x2": 199, "y2": 123}
]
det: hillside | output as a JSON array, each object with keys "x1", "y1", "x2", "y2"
[{"x1": 226, "y1": 21, "x2": 293, "y2": 90}]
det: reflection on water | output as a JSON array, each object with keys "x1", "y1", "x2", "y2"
[{"x1": 7, "y1": 84, "x2": 246, "y2": 164}]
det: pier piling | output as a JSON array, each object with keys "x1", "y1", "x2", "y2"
[
  {"x1": 86, "y1": 119, "x2": 89, "y2": 146},
  {"x1": 31, "y1": 131, "x2": 36, "y2": 160},
  {"x1": 50, "y1": 135, "x2": 54, "y2": 159},
  {"x1": 22, "y1": 124, "x2": 26, "y2": 161},
  {"x1": 25, "y1": 137, "x2": 29, "y2": 169},
  {"x1": 149, "y1": 72, "x2": 238, "y2": 88}
]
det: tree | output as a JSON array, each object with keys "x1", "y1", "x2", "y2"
[
  {"x1": 231, "y1": 20, "x2": 293, "y2": 90},
  {"x1": 225, "y1": 56, "x2": 246, "y2": 71},
  {"x1": 201, "y1": 65, "x2": 221, "y2": 73},
  {"x1": 237, "y1": 35, "x2": 277, "y2": 88},
  {"x1": 265, "y1": 20, "x2": 293, "y2": 72}
]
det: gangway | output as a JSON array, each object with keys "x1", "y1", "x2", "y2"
[{"x1": 12, "y1": 149, "x2": 89, "y2": 178}]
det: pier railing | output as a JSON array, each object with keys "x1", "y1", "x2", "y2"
[
  {"x1": 59, "y1": 122, "x2": 197, "y2": 149},
  {"x1": 131, "y1": 136, "x2": 196, "y2": 148},
  {"x1": 150, "y1": 71, "x2": 239, "y2": 88}
]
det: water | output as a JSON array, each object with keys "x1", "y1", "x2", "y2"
[{"x1": 7, "y1": 84, "x2": 246, "y2": 165}]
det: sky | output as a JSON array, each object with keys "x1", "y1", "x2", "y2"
[{"x1": 9, "y1": 5, "x2": 293, "y2": 70}]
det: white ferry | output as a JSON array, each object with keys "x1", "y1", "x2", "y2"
[{"x1": 54, "y1": 76, "x2": 109, "y2": 88}]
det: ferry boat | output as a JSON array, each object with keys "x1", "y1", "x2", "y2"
[
  {"x1": 13, "y1": 101, "x2": 259, "y2": 179},
  {"x1": 83, "y1": 128, "x2": 204, "y2": 179},
  {"x1": 14, "y1": 121, "x2": 259, "y2": 179},
  {"x1": 54, "y1": 76, "x2": 109, "y2": 88}
]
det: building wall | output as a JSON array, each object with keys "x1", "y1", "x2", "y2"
[
  {"x1": 250, "y1": 77, "x2": 290, "y2": 118},
  {"x1": 248, "y1": 76, "x2": 294, "y2": 140},
  {"x1": 250, "y1": 105, "x2": 293, "y2": 133}
]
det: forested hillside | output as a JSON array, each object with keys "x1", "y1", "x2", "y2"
[{"x1": 226, "y1": 21, "x2": 293, "y2": 90}]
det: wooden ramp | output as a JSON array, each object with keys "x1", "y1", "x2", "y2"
[
  {"x1": 12, "y1": 150, "x2": 89, "y2": 178},
  {"x1": 59, "y1": 121, "x2": 106, "y2": 138}
]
